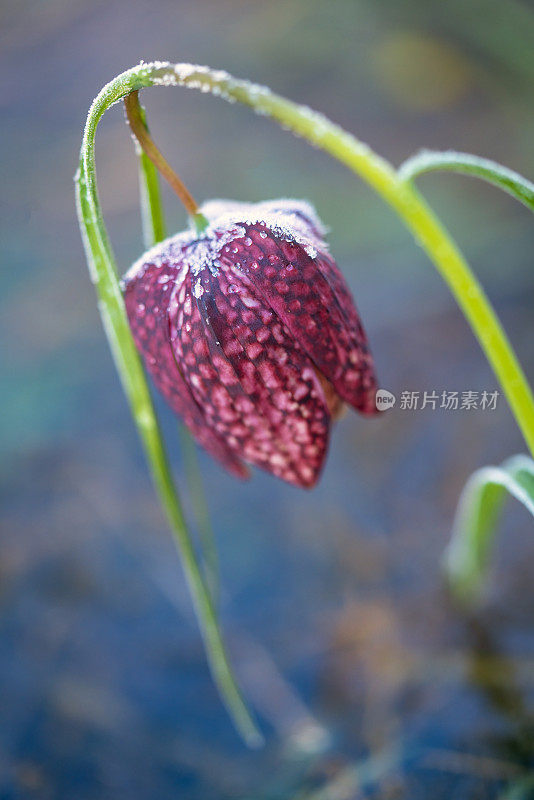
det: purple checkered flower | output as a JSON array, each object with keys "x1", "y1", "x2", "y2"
[{"x1": 123, "y1": 199, "x2": 379, "y2": 487}]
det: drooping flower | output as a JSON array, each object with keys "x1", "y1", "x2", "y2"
[{"x1": 123, "y1": 199, "x2": 379, "y2": 488}]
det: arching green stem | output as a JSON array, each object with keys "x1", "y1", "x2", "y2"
[
  {"x1": 399, "y1": 150, "x2": 534, "y2": 214},
  {"x1": 396, "y1": 148, "x2": 534, "y2": 603},
  {"x1": 76, "y1": 61, "x2": 534, "y2": 735},
  {"x1": 444, "y1": 455, "x2": 534, "y2": 603},
  {"x1": 76, "y1": 67, "x2": 262, "y2": 748},
  {"x1": 81, "y1": 61, "x2": 534, "y2": 456}
]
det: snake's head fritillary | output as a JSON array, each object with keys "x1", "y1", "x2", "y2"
[{"x1": 123, "y1": 199, "x2": 380, "y2": 488}]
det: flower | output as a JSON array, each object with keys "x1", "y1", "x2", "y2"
[{"x1": 123, "y1": 199, "x2": 379, "y2": 488}]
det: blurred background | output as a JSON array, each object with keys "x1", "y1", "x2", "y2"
[{"x1": 2, "y1": 0, "x2": 534, "y2": 797}]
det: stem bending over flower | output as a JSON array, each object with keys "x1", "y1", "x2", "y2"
[
  {"x1": 76, "y1": 71, "x2": 262, "y2": 748},
  {"x1": 91, "y1": 60, "x2": 534, "y2": 456},
  {"x1": 76, "y1": 61, "x2": 534, "y2": 738}
]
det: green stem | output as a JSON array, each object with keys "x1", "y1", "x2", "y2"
[
  {"x1": 85, "y1": 61, "x2": 534, "y2": 456},
  {"x1": 444, "y1": 454, "x2": 534, "y2": 603},
  {"x1": 387, "y1": 184, "x2": 534, "y2": 457},
  {"x1": 76, "y1": 69, "x2": 262, "y2": 748},
  {"x1": 134, "y1": 103, "x2": 167, "y2": 248},
  {"x1": 178, "y1": 424, "x2": 220, "y2": 604},
  {"x1": 76, "y1": 61, "x2": 534, "y2": 739},
  {"x1": 399, "y1": 149, "x2": 534, "y2": 214},
  {"x1": 130, "y1": 107, "x2": 220, "y2": 604},
  {"x1": 124, "y1": 90, "x2": 208, "y2": 234}
]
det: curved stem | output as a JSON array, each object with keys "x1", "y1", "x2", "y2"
[
  {"x1": 399, "y1": 150, "x2": 534, "y2": 214},
  {"x1": 389, "y1": 185, "x2": 534, "y2": 457},
  {"x1": 76, "y1": 70, "x2": 262, "y2": 747},
  {"x1": 86, "y1": 61, "x2": 534, "y2": 455},
  {"x1": 444, "y1": 455, "x2": 534, "y2": 603},
  {"x1": 76, "y1": 61, "x2": 534, "y2": 740}
]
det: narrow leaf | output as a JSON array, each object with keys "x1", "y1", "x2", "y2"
[
  {"x1": 444, "y1": 455, "x2": 534, "y2": 604},
  {"x1": 399, "y1": 150, "x2": 534, "y2": 214}
]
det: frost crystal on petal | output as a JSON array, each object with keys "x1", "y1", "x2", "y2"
[{"x1": 192, "y1": 278, "x2": 204, "y2": 299}]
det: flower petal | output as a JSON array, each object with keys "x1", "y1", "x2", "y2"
[
  {"x1": 168, "y1": 263, "x2": 330, "y2": 488},
  {"x1": 200, "y1": 198, "x2": 326, "y2": 242},
  {"x1": 123, "y1": 259, "x2": 249, "y2": 479},
  {"x1": 313, "y1": 251, "x2": 379, "y2": 415},
  {"x1": 220, "y1": 222, "x2": 379, "y2": 415},
  {"x1": 254, "y1": 199, "x2": 327, "y2": 241}
]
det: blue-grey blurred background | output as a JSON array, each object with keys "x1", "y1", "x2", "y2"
[{"x1": 2, "y1": 1, "x2": 534, "y2": 797}]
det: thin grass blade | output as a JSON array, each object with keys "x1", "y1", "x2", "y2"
[
  {"x1": 444, "y1": 455, "x2": 534, "y2": 604},
  {"x1": 399, "y1": 150, "x2": 534, "y2": 214}
]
